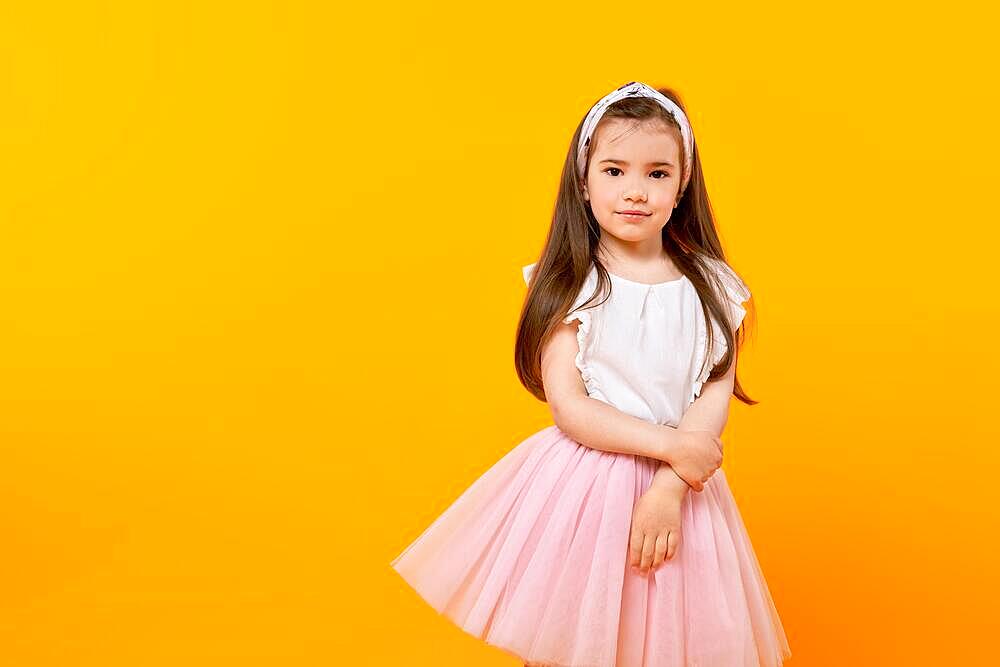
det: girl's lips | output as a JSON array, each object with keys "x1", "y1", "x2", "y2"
[{"x1": 617, "y1": 211, "x2": 651, "y2": 217}]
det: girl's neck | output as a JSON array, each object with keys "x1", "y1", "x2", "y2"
[{"x1": 596, "y1": 245, "x2": 680, "y2": 281}]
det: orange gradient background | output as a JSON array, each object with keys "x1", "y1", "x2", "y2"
[{"x1": 2, "y1": 1, "x2": 997, "y2": 665}]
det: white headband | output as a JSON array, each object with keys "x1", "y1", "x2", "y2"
[{"x1": 576, "y1": 81, "x2": 695, "y2": 197}]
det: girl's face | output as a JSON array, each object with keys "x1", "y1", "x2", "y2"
[{"x1": 581, "y1": 118, "x2": 683, "y2": 246}]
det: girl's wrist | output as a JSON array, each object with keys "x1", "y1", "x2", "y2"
[{"x1": 651, "y1": 463, "x2": 690, "y2": 494}]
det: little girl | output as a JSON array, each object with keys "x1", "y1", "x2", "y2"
[{"x1": 390, "y1": 81, "x2": 792, "y2": 667}]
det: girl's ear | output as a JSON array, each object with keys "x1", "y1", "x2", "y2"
[{"x1": 580, "y1": 179, "x2": 589, "y2": 201}]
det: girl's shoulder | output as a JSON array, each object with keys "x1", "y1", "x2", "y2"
[
  {"x1": 521, "y1": 261, "x2": 604, "y2": 318},
  {"x1": 522, "y1": 261, "x2": 601, "y2": 291},
  {"x1": 700, "y1": 256, "x2": 751, "y2": 304},
  {"x1": 521, "y1": 261, "x2": 599, "y2": 285},
  {"x1": 522, "y1": 262, "x2": 536, "y2": 286}
]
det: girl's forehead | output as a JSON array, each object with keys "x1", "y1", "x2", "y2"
[{"x1": 590, "y1": 120, "x2": 682, "y2": 157}]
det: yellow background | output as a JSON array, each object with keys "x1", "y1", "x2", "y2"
[{"x1": 2, "y1": 1, "x2": 997, "y2": 665}]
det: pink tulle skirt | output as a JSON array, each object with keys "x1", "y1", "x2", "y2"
[{"x1": 390, "y1": 425, "x2": 791, "y2": 667}]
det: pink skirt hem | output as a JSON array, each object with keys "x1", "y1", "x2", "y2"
[{"x1": 390, "y1": 425, "x2": 792, "y2": 667}]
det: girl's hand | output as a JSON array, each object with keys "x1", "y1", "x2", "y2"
[
  {"x1": 628, "y1": 481, "x2": 686, "y2": 572},
  {"x1": 658, "y1": 429, "x2": 723, "y2": 492}
]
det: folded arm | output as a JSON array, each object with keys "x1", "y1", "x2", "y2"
[
  {"x1": 540, "y1": 315, "x2": 739, "y2": 492},
  {"x1": 650, "y1": 347, "x2": 737, "y2": 490},
  {"x1": 541, "y1": 318, "x2": 680, "y2": 461}
]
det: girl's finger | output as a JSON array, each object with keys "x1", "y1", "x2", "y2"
[
  {"x1": 666, "y1": 530, "x2": 681, "y2": 560},
  {"x1": 628, "y1": 524, "x2": 644, "y2": 566},
  {"x1": 640, "y1": 534, "x2": 655, "y2": 570},
  {"x1": 652, "y1": 532, "x2": 669, "y2": 568}
]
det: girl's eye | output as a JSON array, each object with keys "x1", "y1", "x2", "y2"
[{"x1": 603, "y1": 167, "x2": 671, "y2": 179}]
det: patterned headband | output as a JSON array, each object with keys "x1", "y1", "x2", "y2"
[{"x1": 576, "y1": 81, "x2": 695, "y2": 197}]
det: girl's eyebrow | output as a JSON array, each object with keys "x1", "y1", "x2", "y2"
[{"x1": 598, "y1": 158, "x2": 675, "y2": 167}]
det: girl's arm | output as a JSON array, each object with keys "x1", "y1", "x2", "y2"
[
  {"x1": 541, "y1": 319, "x2": 683, "y2": 461},
  {"x1": 650, "y1": 348, "x2": 738, "y2": 490}
]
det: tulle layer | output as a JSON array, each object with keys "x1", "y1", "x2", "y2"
[{"x1": 390, "y1": 425, "x2": 791, "y2": 667}]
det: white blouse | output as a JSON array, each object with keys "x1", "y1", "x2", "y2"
[{"x1": 522, "y1": 257, "x2": 750, "y2": 427}]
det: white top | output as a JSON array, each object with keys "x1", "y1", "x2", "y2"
[{"x1": 522, "y1": 257, "x2": 750, "y2": 427}]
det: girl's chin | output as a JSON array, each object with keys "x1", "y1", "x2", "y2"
[
  {"x1": 605, "y1": 227, "x2": 662, "y2": 243},
  {"x1": 614, "y1": 221, "x2": 655, "y2": 233}
]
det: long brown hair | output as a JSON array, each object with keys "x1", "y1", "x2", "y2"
[{"x1": 514, "y1": 85, "x2": 757, "y2": 406}]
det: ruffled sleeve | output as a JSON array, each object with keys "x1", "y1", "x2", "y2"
[
  {"x1": 560, "y1": 267, "x2": 603, "y2": 398},
  {"x1": 710, "y1": 257, "x2": 751, "y2": 330},
  {"x1": 522, "y1": 262, "x2": 603, "y2": 397},
  {"x1": 690, "y1": 258, "x2": 751, "y2": 402}
]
